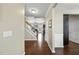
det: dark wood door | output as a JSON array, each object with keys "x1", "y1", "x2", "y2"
[{"x1": 63, "y1": 14, "x2": 69, "y2": 45}]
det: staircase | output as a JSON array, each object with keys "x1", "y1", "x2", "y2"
[{"x1": 25, "y1": 20, "x2": 38, "y2": 40}]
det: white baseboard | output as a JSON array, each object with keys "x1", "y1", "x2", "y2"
[
  {"x1": 55, "y1": 46, "x2": 64, "y2": 48},
  {"x1": 46, "y1": 41, "x2": 56, "y2": 53},
  {"x1": 25, "y1": 39, "x2": 37, "y2": 41},
  {"x1": 52, "y1": 50, "x2": 55, "y2": 53},
  {"x1": 23, "y1": 52, "x2": 25, "y2": 55},
  {"x1": 70, "y1": 40, "x2": 79, "y2": 44},
  {"x1": 49, "y1": 46, "x2": 55, "y2": 53}
]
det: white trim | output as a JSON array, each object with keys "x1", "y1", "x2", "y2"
[
  {"x1": 46, "y1": 41, "x2": 55, "y2": 53},
  {"x1": 70, "y1": 40, "x2": 79, "y2": 45},
  {"x1": 25, "y1": 39, "x2": 37, "y2": 41},
  {"x1": 55, "y1": 46, "x2": 64, "y2": 48},
  {"x1": 52, "y1": 50, "x2": 55, "y2": 53},
  {"x1": 23, "y1": 52, "x2": 25, "y2": 55},
  {"x1": 49, "y1": 46, "x2": 55, "y2": 53},
  {"x1": 54, "y1": 34, "x2": 63, "y2": 48}
]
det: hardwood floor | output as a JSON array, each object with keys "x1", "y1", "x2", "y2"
[
  {"x1": 25, "y1": 41, "x2": 79, "y2": 55},
  {"x1": 54, "y1": 41, "x2": 79, "y2": 55},
  {"x1": 25, "y1": 41, "x2": 52, "y2": 55}
]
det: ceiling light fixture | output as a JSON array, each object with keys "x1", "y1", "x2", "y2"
[
  {"x1": 31, "y1": 9, "x2": 36, "y2": 14},
  {"x1": 29, "y1": 8, "x2": 38, "y2": 14}
]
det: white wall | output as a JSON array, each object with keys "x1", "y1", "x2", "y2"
[
  {"x1": 69, "y1": 15, "x2": 79, "y2": 44},
  {"x1": 45, "y1": 4, "x2": 54, "y2": 52},
  {"x1": 53, "y1": 3, "x2": 79, "y2": 48},
  {"x1": 52, "y1": 7, "x2": 63, "y2": 48},
  {"x1": 0, "y1": 4, "x2": 24, "y2": 54}
]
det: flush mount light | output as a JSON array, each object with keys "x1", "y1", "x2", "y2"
[
  {"x1": 31, "y1": 9, "x2": 36, "y2": 13},
  {"x1": 29, "y1": 8, "x2": 38, "y2": 14}
]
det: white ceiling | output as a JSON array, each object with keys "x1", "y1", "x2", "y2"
[
  {"x1": 26, "y1": 3, "x2": 50, "y2": 18},
  {"x1": 56, "y1": 3, "x2": 79, "y2": 9}
]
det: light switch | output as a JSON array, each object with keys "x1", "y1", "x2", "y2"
[{"x1": 3, "y1": 31, "x2": 12, "y2": 38}]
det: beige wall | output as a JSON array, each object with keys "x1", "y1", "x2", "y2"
[
  {"x1": 69, "y1": 15, "x2": 79, "y2": 44},
  {"x1": 52, "y1": 7, "x2": 63, "y2": 48},
  {"x1": 0, "y1": 4, "x2": 24, "y2": 54}
]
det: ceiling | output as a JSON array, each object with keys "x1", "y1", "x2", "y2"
[
  {"x1": 25, "y1": 3, "x2": 50, "y2": 18},
  {"x1": 57, "y1": 3, "x2": 79, "y2": 9}
]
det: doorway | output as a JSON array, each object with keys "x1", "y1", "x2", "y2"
[
  {"x1": 63, "y1": 14, "x2": 79, "y2": 54},
  {"x1": 63, "y1": 14, "x2": 69, "y2": 46},
  {"x1": 63, "y1": 14, "x2": 79, "y2": 46}
]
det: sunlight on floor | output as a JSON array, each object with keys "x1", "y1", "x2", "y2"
[{"x1": 38, "y1": 33, "x2": 43, "y2": 47}]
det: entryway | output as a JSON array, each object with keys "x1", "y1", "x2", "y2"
[{"x1": 63, "y1": 14, "x2": 79, "y2": 55}]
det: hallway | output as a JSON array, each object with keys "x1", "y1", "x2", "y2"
[
  {"x1": 24, "y1": 3, "x2": 53, "y2": 55},
  {"x1": 25, "y1": 41, "x2": 52, "y2": 55}
]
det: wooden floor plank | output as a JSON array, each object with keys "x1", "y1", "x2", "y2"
[
  {"x1": 25, "y1": 41, "x2": 52, "y2": 55},
  {"x1": 25, "y1": 41, "x2": 79, "y2": 55},
  {"x1": 54, "y1": 41, "x2": 79, "y2": 55}
]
